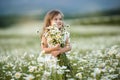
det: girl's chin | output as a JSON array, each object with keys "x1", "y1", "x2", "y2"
[{"x1": 57, "y1": 26, "x2": 62, "y2": 29}]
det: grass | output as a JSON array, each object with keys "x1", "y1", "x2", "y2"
[{"x1": 0, "y1": 22, "x2": 120, "y2": 80}]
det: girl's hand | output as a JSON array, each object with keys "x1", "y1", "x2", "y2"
[
  {"x1": 51, "y1": 51, "x2": 61, "y2": 57},
  {"x1": 54, "y1": 44, "x2": 61, "y2": 50}
]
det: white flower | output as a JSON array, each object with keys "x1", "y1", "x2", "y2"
[
  {"x1": 94, "y1": 68, "x2": 101, "y2": 75},
  {"x1": 91, "y1": 72, "x2": 96, "y2": 78},
  {"x1": 22, "y1": 52, "x2": 27, "y2": 58},
  {"x1": 24, "y1": 74, "x2": 35, "y2": 80},
  {"x1": 65, "y1": 69, "x2": 70, "y2": 72},
  {"x1": 76, "y1": 72, "x2": 82, "y2": 79},
  {"x1": 65, "y1": 24, "x2": 70, "y2": 27},
  {"x1": 51, "y1": 30, "x2": 56, "y2": 34},
  {"x1": 29, "y1": 54, "x2": 34, "y2": 58},
  {"x1": 43, "y1": 71, "x2": 51, "y2": 77},
  {"x1": 28, "y1": 66, "x2": 37, "y2": 72},
  {"x1": 109, "y1": 68, "x2": 115, "y2": 73},
  {"x1": 41, "y1": 71, "x2": 51, "y2": 80},
  {"x1": 116, "y1": 53, "x2": 120, "y2": 59},
  {"x1": 61, "y1": 66, "x2": 67, "y2": 69},
  {"x1": 111, "y1": 45, "x2": 118, "y2": 49},
  {"x1": 67, "y1": 78, "x2": 75, "y2": 80},
  {"x1": 79, "y1": 67, "x2": 84, "y2": 70},
  {"x1": 56, "y1": 65, "x2": 61, "y2": 69},
  {"x1": 14, "y1": 72, "x2": 22, "y2": 79},
  {"x1": 81, "y1": 59, "x2": 87, "y2": 63},
  {"x1": 73, "y1": 63, "x2": 77, "y2": 66},
  {"x1": 57, "y1": 69, "x2": 64, "y2": 74},
  {"x1": 96, "y1": 50, "x2": 103, "y2": 57},
  {"x1": 101, "y1": 68, "x2": 106, "y2": 72},
  {"x1": 107, "y1": 49, "x2": 117, "y2": 56},
  {"x1": 99, "y1": 63, "x2": 105, "y2": 68}
]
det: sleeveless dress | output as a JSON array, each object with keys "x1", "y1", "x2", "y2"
[{"x1": 38, "y1": 31, "x2": 76, "y2": 80}]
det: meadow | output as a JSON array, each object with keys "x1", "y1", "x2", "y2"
[{"x1": 0, "y1": 20, "x2": 120, "y2": 80}]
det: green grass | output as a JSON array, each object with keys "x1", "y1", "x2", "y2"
[{"x1": 0, "y1": 23, "x2": 120, "y2": 80}]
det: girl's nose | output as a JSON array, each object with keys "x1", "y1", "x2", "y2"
[
  {"x1": 57, "y1": 20, "x2": 61, "y2": 23},
  {"x1": 56, "y1": 20, "x2": 60, "y2": 23}
]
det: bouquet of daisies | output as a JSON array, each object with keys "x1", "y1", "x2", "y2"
[{"x1": 44, "y1": 23, "x2": 65, "y2": 47}]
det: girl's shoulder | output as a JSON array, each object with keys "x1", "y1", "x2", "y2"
[{"x1": 43, "y1": 27, "x2": 50, "y2": 38}]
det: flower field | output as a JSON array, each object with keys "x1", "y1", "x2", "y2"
[{"x1": 0, "y1": 23, "x2": 120, "y2": 80}]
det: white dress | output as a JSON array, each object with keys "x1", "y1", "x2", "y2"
[{"x1": 37, "y1": 31, "x2": 70, "y2": 79}]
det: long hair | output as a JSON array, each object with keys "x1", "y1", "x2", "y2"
[{"x1": 40, "y1": 9, "x2": 64, "y2": 38}]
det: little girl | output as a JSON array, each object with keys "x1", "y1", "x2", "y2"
[{"x1": 40, "y1": 9, "x2": 75, "y2": 80}]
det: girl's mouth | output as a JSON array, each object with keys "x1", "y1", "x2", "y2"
[{"x1": 58, "y1": 23, "x2": 62, "y2": 26}]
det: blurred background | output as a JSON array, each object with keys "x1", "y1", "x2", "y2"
[
  {"x1": 0, "y1": 0, "x2": 120, "y2": 53},
  {"x1": 1, "y1": 1, "x2": 120, "y2": 79}
]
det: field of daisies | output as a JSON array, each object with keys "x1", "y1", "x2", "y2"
[{"x1": 0, "y1": 21, "x2": 120, "y2": 80}]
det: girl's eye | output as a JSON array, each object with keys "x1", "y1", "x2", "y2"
[
  {"x1": 59, "y1": 18, "x2": 62, "y2": 20},
  {"x1": 54, "y1": 18, "x2": 57, "y2": 21},
  {"x1": 53, "y1": 18, "x2": 62, "y2": 21}
]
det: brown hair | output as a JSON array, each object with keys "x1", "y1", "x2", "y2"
[{"x1": 40, "y1": 9, "x2": 64, "y2": 38}]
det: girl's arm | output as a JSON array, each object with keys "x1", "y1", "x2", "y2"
[
  {"x1": 41, "y1": 36, "x2": 60, "y2": 53},
  {"x1": 51, "y1": 37, "x2": 71, "y2": 57}
]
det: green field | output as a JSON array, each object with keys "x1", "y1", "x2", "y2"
[{"x1": 0, "y1": 21, "x2": 120, "y2": 80}]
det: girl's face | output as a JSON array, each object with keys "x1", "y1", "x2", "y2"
[{"x1": 50, "y1": 14, "x2": 63, "y2": 29}]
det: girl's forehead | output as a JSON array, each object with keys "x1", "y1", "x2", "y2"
[{"x1": 53, "y1": 14, "x2": 62, "y2": 18}]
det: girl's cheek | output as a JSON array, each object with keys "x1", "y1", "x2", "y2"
[{"x1": 51, "y1": 21, "x2": 56, "y2": 26}]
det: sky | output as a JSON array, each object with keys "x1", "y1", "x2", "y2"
[{"x1": 0, "y1": 0, "x2": 120, "y2": 15}]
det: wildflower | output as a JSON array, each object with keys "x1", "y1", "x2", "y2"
[
  {"x1": 57, "y1": 69, "x2": 64, "y2": 74},
  {"x1": 44, "y1": 71, "x2": 51, "y2": 77},
  {"x1": 73, "y1": 63, "x2": 77, "y2": 66},
  {"x1": 29, "y1": 54, "x2": 34, "y2": 58},
  {"x1": 99, "y1": 63, "x2": 105, "y2": 68},
  {"x1": 61, "y1": 66, "x2": 67, "y2": 69},
  {"x1": 24, "y1": 74, "x2": 35, "y2": 80},
  {"x1": 91, "y1": 72, "x2": 96, "y2": 78},
  {"x1": 28, "y1": 66, "x2": 37, "y2": 72},
  {"x1": 94, "y1": 68, "x2": 101, "y2": 75},
  {"x1": 65, "y1": 69, "x2": 70, "y2": 72},
  {"x1": 67, "y1": 78, "x2": 75, "y2": 80},
  {"x1": 79, "y1": 67, "x2": 84, "y2": 70},
  {"x1": 101, "y1": 68, "x2": 106, "y2": 72},
  {"x1": 14, "y1": 72, "x2": 22, "y2": 79},
  {"x1": 116, "y1": 53, "x2": 120, "y2": 59},
  {"x1": 41, "y1": 71, "x2": 51, "y2": 80},
  {"x1": 76, "y1": 72, "x2": 82, "y2": 79}
]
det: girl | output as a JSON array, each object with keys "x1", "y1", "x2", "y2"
[{"x1": 40, "y1": 9, "x2": 75, "y2": 80}]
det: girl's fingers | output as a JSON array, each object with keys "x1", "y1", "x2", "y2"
[
  {"x1": 55, "y1": 44, "x2": 60, "y2": 49},
  {"x1": 52, "y1": 51, "x2": 60, "y2": 57}
]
